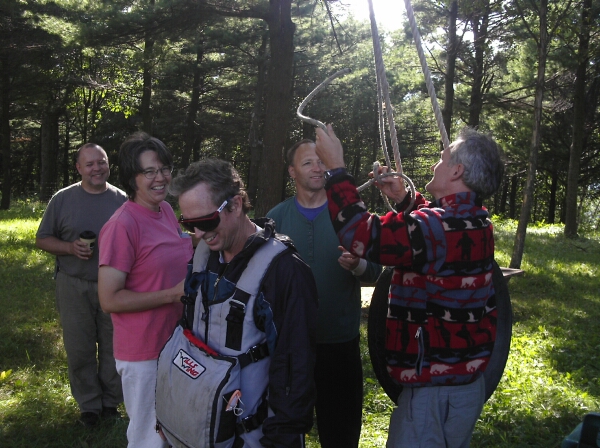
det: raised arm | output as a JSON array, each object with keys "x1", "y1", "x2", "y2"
[{"x1": 315, "y1": 124, "x2": 408, "y2": 203}]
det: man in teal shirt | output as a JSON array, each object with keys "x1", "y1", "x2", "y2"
[{"x1": 267, "y1": 139, "x2": 381, "y2": 448}]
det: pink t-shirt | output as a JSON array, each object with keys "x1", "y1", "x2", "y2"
[{"x1": 99, "y1": 200, "x2": 193, "y2": 361}]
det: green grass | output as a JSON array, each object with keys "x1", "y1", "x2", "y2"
[
  {"x1": 0, "y1": 200, "x2": 129, "y2": 446},
  {"x1": 2, "y1": 200, "x2": 600, "y2": 447}
]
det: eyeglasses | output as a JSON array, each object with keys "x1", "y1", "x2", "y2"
[
  {"x1": 140, "y1": 166, "x2": 173, "y2": 179},
  {"x1": 179, "y1": 198, "x2": 230, "y2": 232}
]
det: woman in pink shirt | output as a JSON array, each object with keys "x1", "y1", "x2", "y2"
[{"x1": 99, "y1": 132, "x2": 193, "y2": 448}]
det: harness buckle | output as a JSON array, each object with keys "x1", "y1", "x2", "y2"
[
  {"x1": 246, "y1": 345, "x2": 258, "y2": 363},
  {"x1": 229, "y1": 299, "x2": 246, "y2": 311},
  {"x1": 235, "y1": 398, "x2": 268, "y2": 435},
  {"x1": 239, "y1": 415, "x2": 255, "y2": 433},
  {"x1": 245, "y1": 343, "x2": 269, "y2": 364}
]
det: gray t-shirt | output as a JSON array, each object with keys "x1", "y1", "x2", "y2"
[{"x1": 36, "y1": 182, "x2": 128, "y2": 281}]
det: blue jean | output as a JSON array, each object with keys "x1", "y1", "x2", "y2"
[{"x1": 386, "y1": 375, "x2": 485, "y2": 448}]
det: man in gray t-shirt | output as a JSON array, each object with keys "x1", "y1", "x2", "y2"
[{"x1": 36, "y1": 143, "x2": 127, "y2": 427}]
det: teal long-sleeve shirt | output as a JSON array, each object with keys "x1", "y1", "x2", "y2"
[{"x1": 267, "y1": 197, "x2": 382, "y2": 344}]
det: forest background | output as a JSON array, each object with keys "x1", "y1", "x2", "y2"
[
  {"x1": 2, "y1": 1, "x2": 600, "y2": 446},
  {"x1": 2, "y1": 0, "x2": 600, "y2": 255}
]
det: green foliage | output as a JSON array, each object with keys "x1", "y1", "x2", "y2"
[
  {"x1": 2, "y1": 204, "x2": 600, "y2": 446},
  {"x1": 473, "y1": 219, "x2": 600, "y2": 447},
  {"x1": 4, "y1": 0, "x2": 600, "y2": 231}
]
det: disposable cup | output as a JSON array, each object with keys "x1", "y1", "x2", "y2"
[{"x1": 79, "y1": 230, "x2": 97, "y2": 251}]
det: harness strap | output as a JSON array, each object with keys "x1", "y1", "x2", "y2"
[
  {"x1": 236, "y1": 238, "x2": 287, "y2": 292},
  {"x1": 180, "y1": 242, "x2": 210, "y2": 330},
  {"x1": 235, "y1": 397, "x2": 269, "y2": 435},
  {"x1": 225, "y1": 289, "x2": 251, "y2": 351},
  {"x1": 238, "y1": 342, "x2": 269, "y2": 368}
]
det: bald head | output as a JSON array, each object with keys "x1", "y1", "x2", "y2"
[{"x1": 75, "y1": 143, "x2": 110, "y2": 194}]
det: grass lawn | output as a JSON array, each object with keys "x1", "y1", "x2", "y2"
[{"x1": 1, "y1": 200, "x2": 600, "y2": 447}]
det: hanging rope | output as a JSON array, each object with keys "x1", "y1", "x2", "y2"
[
  {"x1": 375, "y1": 80, "x2": 397, "y2": 213},
  {"x1": 297, "y1": 68, "x2": 352, "y2": 133},
  {"x1": 403, "y1": 0, "x2": 450, "y2": 150},
  {"x1": 356, "y1": 0, "x2": 416, "y2": 212},
  {"x1": 300, "y1": 0, "x2": 471, "y2": 212},
  {"x1": 296, "y1": 65, "x2": 415, "y2": 211},
  {"x1": 367, "y1": 0, "x2": 400, "y2": 174}
]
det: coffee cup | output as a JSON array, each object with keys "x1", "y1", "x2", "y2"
[{"x1": 79, "y1": 230, "x2": 97, "y2": 251}]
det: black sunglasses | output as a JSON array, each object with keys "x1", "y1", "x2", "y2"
[{"x1": 179, "y1": 198, "x2": 230, "y2": 233}]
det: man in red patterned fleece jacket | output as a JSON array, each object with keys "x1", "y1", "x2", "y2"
[{"x1": 315, "y1": 124, "x2": 504, "y2": 448}]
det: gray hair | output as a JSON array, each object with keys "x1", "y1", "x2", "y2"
[
  {"x1": 169, "y1": 158, "x2": 252, "y2": 214},
  {"x1": 449, "y1": 127, "x2": 505, "y2": 199}
]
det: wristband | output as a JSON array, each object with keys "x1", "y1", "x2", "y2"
[{"x1": 324, "y1": 167, "x2": 347, "y2": 182}]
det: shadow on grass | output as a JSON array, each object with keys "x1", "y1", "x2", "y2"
[
  {"x1": 0, "y1": 254, "x2": 62, "y2": 372},
  {"x1": 475, "y1": 410, "x2": 583, "y2": 448},
  {"x1": 2, "y1": 412, "x2": 129, "y2": 447},
  {"x1": 507, "y1": 235, "x2": 600, "y2": 395},
  {"x1": 1, "y1": 367, "x2": 129, "y2": 447}
]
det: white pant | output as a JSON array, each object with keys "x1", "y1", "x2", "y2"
[{"x1": 116, "y1": 359, "x2": 168, "y2": 448}]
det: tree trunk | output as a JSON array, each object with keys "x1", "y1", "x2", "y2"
[
  {"x1": 510, "y1": 0, "x2": 548, "y2": 269},
  {"x1": 141, "y1": 0, "x2": 155, "y2": 134},
  {"x1": 547, "y1": 169, "x2": 558, "y2": 224},
  {"x1": 468, "y1": 1, "x2": 489, "y2": 128},
  {"x1": 183, "y1": 41, "x2": 205, "y2": 167},
  {"x1": 63, "y1": 119, "x2": 71, "y2": 188},
  {"x1": 509, "y1": 174, "x2": 518, "y2": 219},
  {"x1": 442, "y1": 0, "x2": 458, "y2": 139},
  {"x1": 499, "y1": 177, "x2": 508, "y2": 215},
  {"x1": 40, "y1": 110, "x2": 61, "y2": 202},
  {"x1": 82, "y1": 88, "x2": 89, "y2": 143},
  {"x1": 0, "y1": 57, "x2": 10, "y2": 210},
  {"x1": 247, "y1": 30, "x2": 268, "y2": 206},
  {"x1": 564, "y1": 0, "x2": 591, "y2": 238},
  {"x1": 253, "y1": 0, "x2": 295, "y2": 217}
]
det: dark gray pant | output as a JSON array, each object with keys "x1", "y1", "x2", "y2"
[
  {"x1": 315, "y1": 335, "x2": 363, "y2": 448},
  {"x1": 56, "y1": 271, "x2": 122, "y2": 413}
]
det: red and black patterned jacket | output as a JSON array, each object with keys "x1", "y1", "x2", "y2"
[{"x1": 325, "y1": 173, "x2": 496, "y2": 387}]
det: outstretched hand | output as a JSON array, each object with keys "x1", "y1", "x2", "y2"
[
  {"x1": 337, "y1": 246, "x2": 360, "y2": 271},
  {"x1": 314, "y1": 124, "x2": 346, "y2": 170}
]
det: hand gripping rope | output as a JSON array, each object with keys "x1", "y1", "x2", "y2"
[
  {"x1": 297, "y1": 0, "x2": 454, "y2": 213},
  {"x1": 296, "y1": 66, "x2": 416, "y2": 213}
]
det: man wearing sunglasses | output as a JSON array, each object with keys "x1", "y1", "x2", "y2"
[{"x1": 166, "y1": 158, "x2": 318, "y2": 448}]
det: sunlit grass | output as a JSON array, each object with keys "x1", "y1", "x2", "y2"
[
  {"x1": 0, "y1": 200, "x2": 129, "y2": 446},
  {"x1": 2, "y1": 202, "x2": 600, "y2": 447}
]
